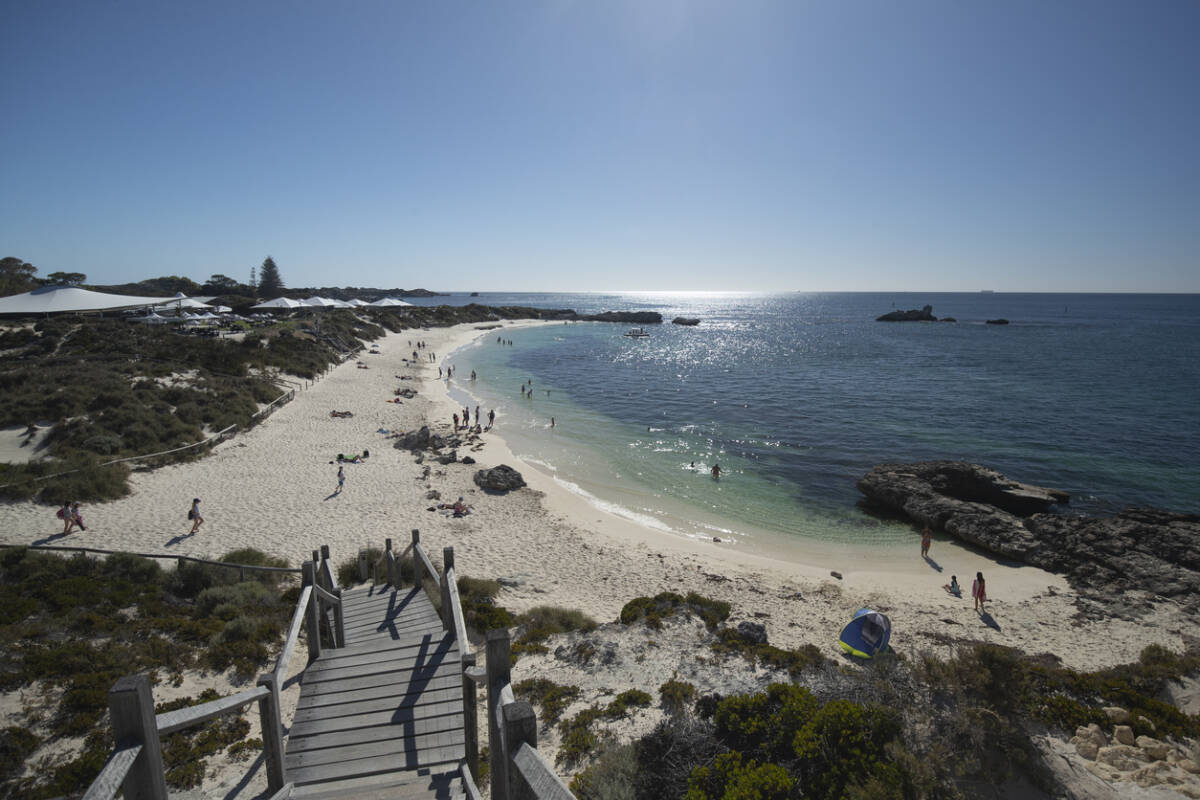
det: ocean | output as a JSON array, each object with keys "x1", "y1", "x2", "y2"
[{"x1": 407, "y1": 292, "x2": 1200, "y2": 553}]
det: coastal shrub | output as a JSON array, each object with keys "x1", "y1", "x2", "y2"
[
  {"x1": 557, "y1": 690, "x2": 655, "y2": 767},
  {"x1": 510, "y1": 605, "x2": 596, "y2": 660},
  {"x1": 659, "y1": 677, "x2": 697, "y2": 715},
  {"x1": 569, "y1": 740, "x2": 638, "y2": 800},
  {"x1": 335, "y1": 547, "x2": 383, "y2": 586},
  {"x1": 0, "y1": 726, "x2": 40, "y2": 782},
  {"x1": 792, "y1": 700, "x2": 902, "y2": 800},
  {"x1": 629, "y1": 716, "x2": 723, "y2": 800},
  {"x1": 513, "y1": 678, "x2": 581, "y2": 724},
  {"x1": 686, "y1": 752, "x2": 794, "y2": 800},
  {"x1": 619, "y1": 592, "x2": 729, "y2": 631},
  {"x1": 711, "y1": 628, "x2": 827, "y2": 677},
  {"x1": 194, "y1": 581, "x2": 274, "y2": 618}
]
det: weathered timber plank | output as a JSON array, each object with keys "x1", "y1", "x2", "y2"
[
  {"x1": 295, "y1": 672, "x2": 463, "y2": 710},
  {"x1": 299, "y1": 651, "x2": 459, "y2": 687},
  {"x1": 292, "y1": 683, "x2": 463, "y2": 724},
  {"x1": 302, "y1": 633, "x2": 451, "y2": 671},
  {"x1": 323, "y1": 626, "x2": 451, "y2": 657},
  {"x1": 289, "y1": 712, "x2": 464, "y2": 752},
  {"x1": 288, "y1": 769, "x2": 462, "y2": 799},
  {"x1": 285, "y1": 732, "x2": 465, "y2": 774},
  {"x1": 303, "y1": 639, "x2": 458, "y2": 677}
]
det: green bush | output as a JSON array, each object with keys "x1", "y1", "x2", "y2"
[
  {"x1": 619, "y1": 592, "x2": 729, "y2": 630},
  {"x1": 510, "y1": 604, "x2": 596, "y2": 661},
  {"x1": 685, "y1": 752, "x2": 794, "y2": 800},
  {"x1": 569, "y1": 740, "x2": 638, "y2": 800},
  {"x1": 336, "y1": 547, "x2": 383, "y2": 586},
  {"x1": 659, "y1": 677, "x2": 697, "y2": 715},
  {"x1": 513, "y1": 678, "x2": 581, "y2": 724}
]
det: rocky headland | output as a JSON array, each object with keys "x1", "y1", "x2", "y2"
[{"x1": 857, "y1": 461, "x2": 1200, "y2": 616}]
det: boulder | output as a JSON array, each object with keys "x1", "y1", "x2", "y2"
[
  {"x1": 394, "y1": 425, "x2": 434, "y2": 450},
  {"x1": 1097, "y1": 744, "x2": 1144, "y2": 771},
  {"x1": 461, "y1": 456, "x2": 476, "y2": 465},
  {"x1": 877, "y1": 304, "x2": 936, "y2": 322},
  {"x1": 473, "y1": 465, "x2": 527, "y2": 493},
  {"x1": 1073, "y1": 739, "x2": 1100, "y2": 760},
  {"x1": 1136, "y1": 735, "x2": 1169, "y2": 761},
  {"x1": 1180, "y1": 758, "x2": 1200, "y2": 774},
  {"x1": 1103, "y1": 706, "x2": 1131, "y2": 724},
  {"x1": 1113, "y1": 725, "x2": 1135, "y2": 746}
]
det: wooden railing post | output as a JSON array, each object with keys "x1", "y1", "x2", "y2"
[
  {"x1": 441, "y1": 547, "x2": 455, "y2": 631},
  {"x1": 463, "y1": 651, "x2": 480, "y2": 784},
  {"x1": 256, "y1": 672, "x2": 286, "y2": 792},
  {"x1": 333, "y1": 588, "x2": 345, "y2": 648},
  {"x1": 504, "y1": 702, "x2": 538, "y2": 800},
  {"x1": 357, "y1": 548, "x2": 368, "y2": 582},
  {"x1": 487, "y1": 630, "x2": 512, "y2": 800},
  {"x1": 385, "y1": 538, "x2": 397, "y2": 586},
  {"x1": 108, "y1": 674, "x2": 167, "y2": 800},
  {"x1": 303, "y1": 561, "x2": 321, "y2": 660},
  {"x1": 320, "y1": 544, "x2": 335, "y2": 590},
  {"x1": 412, "y1": 530, "x2": 424, "y2": 589}
]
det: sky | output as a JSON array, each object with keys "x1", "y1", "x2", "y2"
[{"x1": 2, "y1": 1, "x2": 1198, "y2": 293}]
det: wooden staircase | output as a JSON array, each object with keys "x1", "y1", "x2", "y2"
[{"x1": 286, "y1": 585, "x2": 468, "y2": 798}]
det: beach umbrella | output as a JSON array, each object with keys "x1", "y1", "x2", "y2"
[
  {"x1": 252, "y1": 297, "x2": 307, "y2": 310},
  {"x1": 126, "y1": 311, "x2": 170, "y2": 325},
  {"x1": 303, "y1": 296, "x2": 353, "y2": 308},
  {"x1": 368, "y1": 297, "x2": 414, "y2": 307},
  {"x1": 346, "y1": 299, "x2": 370, "y2": 306}
]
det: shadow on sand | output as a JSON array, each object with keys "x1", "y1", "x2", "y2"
[
  {"x1": 31, "y1": 532, "x2": 73, "y2": 546},
  {"x1": 923, "y1": 555, "x2": 943, "y2": 572},
  {"x1": 979, "y1": 611, "x2": 1001, "y2": 631},
  {"x1": 164, "y1": 533, "x2": 196, "y2": 547}
]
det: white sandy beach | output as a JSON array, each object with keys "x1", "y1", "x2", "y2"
[{"x1": 0, "y1": 321, "x2": 1189, "y2": 674}]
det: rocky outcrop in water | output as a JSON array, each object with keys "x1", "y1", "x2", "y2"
[
  {"x1": 579, "y1": 311, "x2": 663, "y2": 324},
  {"x1": 857, "y1": 462, "x2": 1200, "y2": 614},
  {"x1": 986, "y1": 318, "x2": 1010, "y2": 325},
  {"x1": 876, "y1": 305, "x2": 937, "y2": 322},
  {"x1": 672, "y1": 317, "x2": 700, "y2": 326}
]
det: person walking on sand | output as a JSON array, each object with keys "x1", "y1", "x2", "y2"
[
  {"x1": 71, "y1": 502, "x2": 87, "y2": 532},
  {"x1": 921, "y1": 525, "x2": 932, "y2": 558},
  {"x1": 189, "y1": 498, "x2": 204, "y2": 534},
  {"x1": 488, "y1": 409, "x2": 495, "y2": 429},
  {"x1": 58, "y1": 501, "x2": 75, "y2": 535},
  {"x1": 972, "y1": 572, "x2": 987, "y2": 612},
  {"x1": 336, "y1": 466, "x2": 345, "y2": 494},
  {"x1": 453, "y1": 412, "x2": 460, "y2": 429}
]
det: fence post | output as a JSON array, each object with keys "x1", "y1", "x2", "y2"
[
  {"x1": 486, "y1": 630, "x2": 512, "y2": 800},
  {"x1": 358, "y1": 548, "x2": 368, "y2": 583},
  {"x1": 385, "y1": 538, "x2": 396, "y2": 586},
  {"x1": 463, "y1": 651, "x2": 480, "y2": 784},
  {"x1": 412, "y1": 529, "x2": 424, "y2": 589},
  {"x1": 320, "y1": 544, "x2": 334, "y2": 590},
  {"x1": 257, "y1": 672, "x2": 286, "y2": 792},
  {"x1": 333, "y1": 588, "x2": 345, "y2": 648},
  {"x1": 441, "y1": 547, "x2": 454, "y2": 631},
  {"x1": 303, "y1": 561, "x2": 321, "y2": 661},
  {"x1": 108, "y1": 674, "x2": 167, "y2": 800},
  {"x1": 503, "y1": 702, "x2": 538, "y2": 800}
]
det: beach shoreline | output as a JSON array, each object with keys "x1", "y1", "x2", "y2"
[{"x1": 0, "y1": 321, "x2": 1190, "y2": 674}]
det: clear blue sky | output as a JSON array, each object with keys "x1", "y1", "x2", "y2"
[{"x1": 2, "y1": 1, "x2": 1198, "y2": 292}]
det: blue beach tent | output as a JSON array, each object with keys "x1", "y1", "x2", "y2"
[{"x1": 838, "y1": 608, "x2": 892, "y2": 658}]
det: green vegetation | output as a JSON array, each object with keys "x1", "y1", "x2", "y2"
[
  {"x1": 0, "y1": 547, "x2": 296, "y2": 799},
  {"x1": 335, "y1": 547, "x2": 384, "y2": 586},
  {"x1": 558, "y1": 690, "x2": 654, "y2": 768},
  {"x1": 659, "y1": 677, "x2": 697, "y2": 715},
  {"x1": 511, "y1": 605, "x2": 598, "y2": 660},
  {"x1": 619, "y1": 592, "x2": 730, "y2": 631},
  {"x1": 711, "y1": 627, "x2": 828, "y2": 677},
  {"x1": 513, "y1": 678, "x2": 582, "y2": 725}
]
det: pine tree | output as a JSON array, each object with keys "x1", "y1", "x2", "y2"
[{"x1": 258, "y1": 256, "x2": 283, "y2": 297}]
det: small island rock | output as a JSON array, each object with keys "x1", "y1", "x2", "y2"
[
  {"x1": 876, "y1": 305, "x2": 937, "y2": 322},
  {"x1": 672, "y1": 317, "x2": 701, "y2": 326}
]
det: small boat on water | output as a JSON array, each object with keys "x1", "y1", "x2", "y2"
[{"x1": 623, "y1": 327, "x2": 650, "y2": 338}]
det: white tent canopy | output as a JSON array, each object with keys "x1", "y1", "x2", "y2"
[
  {"x1": 303, "y1": 296, "x2": 353, "y2": 308},
  {"x1": 152, "y1": 294, "x2": 211, "y2": 312},
  {"x1": 346, "y1": 299, "x2": 370, "y2": 306},
  {"x1": 368, "y1": 297, "x2": 414, "y2": 307},
  {"x1": 0, "y1": 285, "x2": 178, "y2": 315},
  {"x1": 251, "y1": 297, "x2": 308, "y2": 310}
]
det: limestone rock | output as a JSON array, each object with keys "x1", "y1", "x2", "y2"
[
  {"x1": 1074, "y1": 739, "x2": 1100, "y2": 760},
  {"x1": 1114, "y1": 725, "x2": 1135, "y2": 746},
  {"x1": 671, "y1": 317, "x2": 700, "y2": 326},
  {"x1": 1097, "y1": 744, "x2": 1144, "y2": 771},
  {"x1": 1136, "y1": 735, "x2": 1170, "y2": 761},
  {"x1": 1103, "y1": 706, "x2": 1131, "y2": 724},
  {"x1": 1180, "y1": 758, "x2": 1200, "y2": 774},
  {"x1": 877, "y1": 305, "x2": 936, "y2": 322},
  {"x1": 473, "y1": 464, "x2": 527, "y2": 493}
]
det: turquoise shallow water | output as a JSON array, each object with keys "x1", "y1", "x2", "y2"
[{"x1": 423, "y1": 292, "x2": 1200, "y2": 549}]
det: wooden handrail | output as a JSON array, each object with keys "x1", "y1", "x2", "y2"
[
  {"x1": 461, "y1": 763, "x2": 484, "y2": 800},
  {"x1": 311, "y1": 583, "x2": 340, "y2": 605},
  {"x1": 156, "y1": 686, "x2": 269, "y2": 736},
  {"x1": 444, "y1": 566, "x2": 472, "y2": 662},
  {"x1": 512, "y1": 743, "x2": 576, "y2": 800},
  {"x1": 273, "y1": 585, "x2": 312, "y2": 683},
  {"x1": 80, "y1": 742, "x2": 142, "y2": 800},
  {"x1": 413, "y1": 539, "x2": 440, "y2": 589}
]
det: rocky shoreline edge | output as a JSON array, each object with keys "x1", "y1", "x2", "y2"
[{"x1": 857, "y1": 461, "x2": 1200, "y2": 618}]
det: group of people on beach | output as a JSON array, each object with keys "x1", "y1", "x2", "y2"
[
  {"x1": 56, "y1": 501, "x2": 86, "y2": 535},
  {"x1": 925, "y1": 525, "x2": 988, "y2": 611}
]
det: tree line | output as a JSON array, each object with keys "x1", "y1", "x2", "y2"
[{"x1": 0, "y1": 256, "x2": 284, "y2": 299}]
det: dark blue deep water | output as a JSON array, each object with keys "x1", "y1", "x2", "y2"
[{"x1": 413, "y1": 292, "x2": 1200, "y2": 546}]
